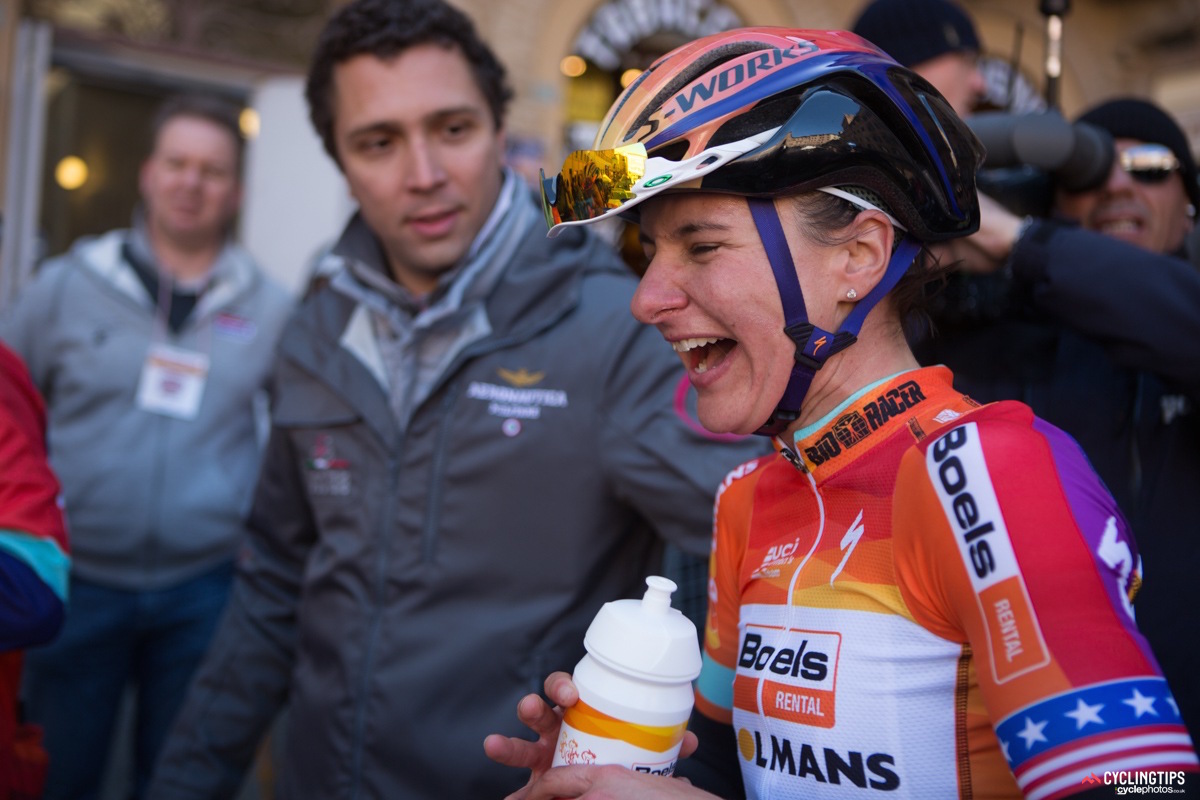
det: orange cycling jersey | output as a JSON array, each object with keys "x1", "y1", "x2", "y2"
[{"x1": 695, "y1": 367, "x2": 1198, "y2": 799}]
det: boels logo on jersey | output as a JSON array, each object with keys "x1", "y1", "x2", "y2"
[{"x1": 734, "y1": 625, "x2": 840, "y2": 729}]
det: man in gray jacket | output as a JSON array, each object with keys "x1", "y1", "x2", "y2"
[
  {"x1": 149, "y1": 0, "x2": 765, "y2": 797},
  {"x1": 0, "y1": 94, "x2": 293, "y2": 798}
]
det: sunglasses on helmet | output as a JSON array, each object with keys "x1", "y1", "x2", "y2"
[
  {"x1": 538, "y1": 127, "x2": 780, "y2": 236},
  {"x1": 1119, "y1": 143, "x2": 1181, "y2": 184}
]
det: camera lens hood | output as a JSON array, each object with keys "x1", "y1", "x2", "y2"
[{"x1": 968, "y1": 110, "x2": 1113, "y2": 193}]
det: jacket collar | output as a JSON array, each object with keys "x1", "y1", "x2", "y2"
[
  {"x1": 315, "y1": 172, "x2": 607, "y2": 347},
  {"x1": 70, "y1": 225, "x2": 260, "y2": 318},
  {"x1": 280, "y1": 176, "x2": 625, "y2": 446}
]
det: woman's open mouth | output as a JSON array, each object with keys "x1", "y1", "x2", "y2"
[{"x1": 672, "y1": 336, "x2": 736, "y2": 374}]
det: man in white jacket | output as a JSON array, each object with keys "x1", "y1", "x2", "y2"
[{"x1": 0, "y1": 93, "x2": 293, "y2": 800}]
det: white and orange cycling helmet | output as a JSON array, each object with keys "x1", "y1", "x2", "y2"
[{"x1": 540, "y1": 28, "x2": 984, "y2": 434}]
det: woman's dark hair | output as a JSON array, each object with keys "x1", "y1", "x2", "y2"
[
  {"x1": 788, "y1": 191, "x2": 946, "y2": 340},
  {"x1": 304, "y1": 0, "x2": 513, "y2": 164}
]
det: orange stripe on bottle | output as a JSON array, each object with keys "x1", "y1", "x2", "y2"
[{"x1": 561, "y1": 700, "x2": 688, "y2": 753}]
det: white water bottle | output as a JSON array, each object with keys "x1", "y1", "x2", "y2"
[{"x1": 551, "y1": 575, "x2": 703, "y2": 777}]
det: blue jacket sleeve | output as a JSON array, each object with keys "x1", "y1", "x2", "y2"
[
  {"x1": 0, "y1": 551, "x2": 64, "y2": 650},
  {"x1": 1011, "y1": 220, "x2": 1200, "y2": 397}
]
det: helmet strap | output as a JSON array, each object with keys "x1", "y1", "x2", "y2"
[{"x1": 746, "y1": 197, "x2": 921, "y2": 437}]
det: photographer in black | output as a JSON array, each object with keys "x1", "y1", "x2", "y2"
[
  {"x1": 923, "y1": 101, "x2": 1200, "y2": 742},
  {"x1": 854, "y1": 0, "x2": 1200, "y2": 746},
  {"x1": 851, "y1": 0, "x2": 986, "y2": 117}
]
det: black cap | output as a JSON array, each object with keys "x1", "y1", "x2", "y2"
[
  {"x1": 851, "y1": 0, "x2": 980, "y2": 68},
  {"x1": 1077, "y1": 97, "x2": 1200, "y2": 210}
]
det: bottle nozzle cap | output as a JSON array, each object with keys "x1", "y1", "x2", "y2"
[
  {"x1": 582, "y1": 575, "x2": 702, "y2": 682},
  {"x1": 641, "y1": 576, "x2": 676, "y2": 614}
]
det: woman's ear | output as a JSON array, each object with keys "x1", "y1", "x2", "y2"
[{"x1": 841, "y1": 210, "x2": 894, "y2": 294}]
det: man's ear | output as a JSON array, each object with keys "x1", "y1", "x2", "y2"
[{"x1": 841, "y1": 210, "x2": 895, "y2": 293}]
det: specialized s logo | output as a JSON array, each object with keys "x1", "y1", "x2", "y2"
[
  {"x1": 630, "y1": 39, "x2": 819, "y2": 141},
  {"x1": 734, "y1": 626, "x2": 840, "y2": 728},
  {"x1": 805, "y1": 381, "x2": 927, "y2": 465},
  {"x1": 926, "y1": 423, "x2": 1050, "y2": 683},
  {"x1": 830, "y1": 510, "x2": 865, "y2": 586},
  {"x1": 669, "y1": 38, "x2": 818, "y2": 114}
]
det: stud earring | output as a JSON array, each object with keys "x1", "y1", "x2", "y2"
[{"x1": 846, "y1": 288, "x2": 858, "y2": 300}]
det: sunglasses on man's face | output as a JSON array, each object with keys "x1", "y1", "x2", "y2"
[{"x1": 1119, "y1": 144, "x2": 1181, "y2": 185}]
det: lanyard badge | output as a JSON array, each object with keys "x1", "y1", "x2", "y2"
[{"x1": 136, "y1": 343, "x2": 210, "y2": 420}]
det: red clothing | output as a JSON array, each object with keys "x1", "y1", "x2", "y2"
[
  {"x1": 0, "y1": 344, "x2": 67, "y2": 551},
  {"x1": 0, "y1": 342, "x2": 67, "y2": 797},
  {"x1": 697, "y1": 367, "x2": 1197, "y2": 798}
]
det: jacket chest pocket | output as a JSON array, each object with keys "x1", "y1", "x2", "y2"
[{"x1": 275, "y1": 389, "x2": 371, "y2": 504}]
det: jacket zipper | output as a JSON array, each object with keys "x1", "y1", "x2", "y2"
[
  {"x1": 348, "y1": 449, "x2": 401, "y2": 798},
  {"x1": 421, "y1": 383, "x2": 462, "y2": 564}
]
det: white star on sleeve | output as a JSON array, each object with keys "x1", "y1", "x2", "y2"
[
  {"x1": 1065, "y1": 698, "x2": 1105, "y2": 730},
  {"x1": 1122, "y1": 688, "x2": 1158, "y2": 718},
  {"x1": 1017, "y1": 716, "x2": 1049, "y2": 750}
]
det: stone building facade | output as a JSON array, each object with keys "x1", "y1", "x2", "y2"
[{"x1": 453, "y1": 0, "x2": 1200, "y2": 163}]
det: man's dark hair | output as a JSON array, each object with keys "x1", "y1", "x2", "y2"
[
  {"x1": 149, "y1": 93, "x2": 246, "y2": 172},
  {"x1": 305, "y1": 0, "x2": 513, "y2": 164}
]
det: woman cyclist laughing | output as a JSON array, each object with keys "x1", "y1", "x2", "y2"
[{"x1": 485, "y1": 27, "x2": 1199, "y2": 800}]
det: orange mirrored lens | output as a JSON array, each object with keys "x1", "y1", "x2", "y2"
[{"x1": 540, "y1": 143, "x2": 648, "y2": 227}]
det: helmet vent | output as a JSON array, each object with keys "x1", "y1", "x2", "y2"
[
  {"x1": 835, "y1": 185, "x2": 893, "y2": 217},
  {"x1": 648, "y1": 141, "x2": 690, "y2": 163},
  {"x1": 631, "y1": 41, "x2": 776, "y2": 144},
  {"x1": 709, "y1": 92, "x2": 803, "y2": 148}
]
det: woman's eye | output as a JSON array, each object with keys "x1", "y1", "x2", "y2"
[{"x1": 690, "y1": 243, "x2": 719, "y2": 257}]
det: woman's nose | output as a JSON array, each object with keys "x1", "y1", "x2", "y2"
[{"x1": 631, "y1": 257, "x2": 688, "y2": 325}]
